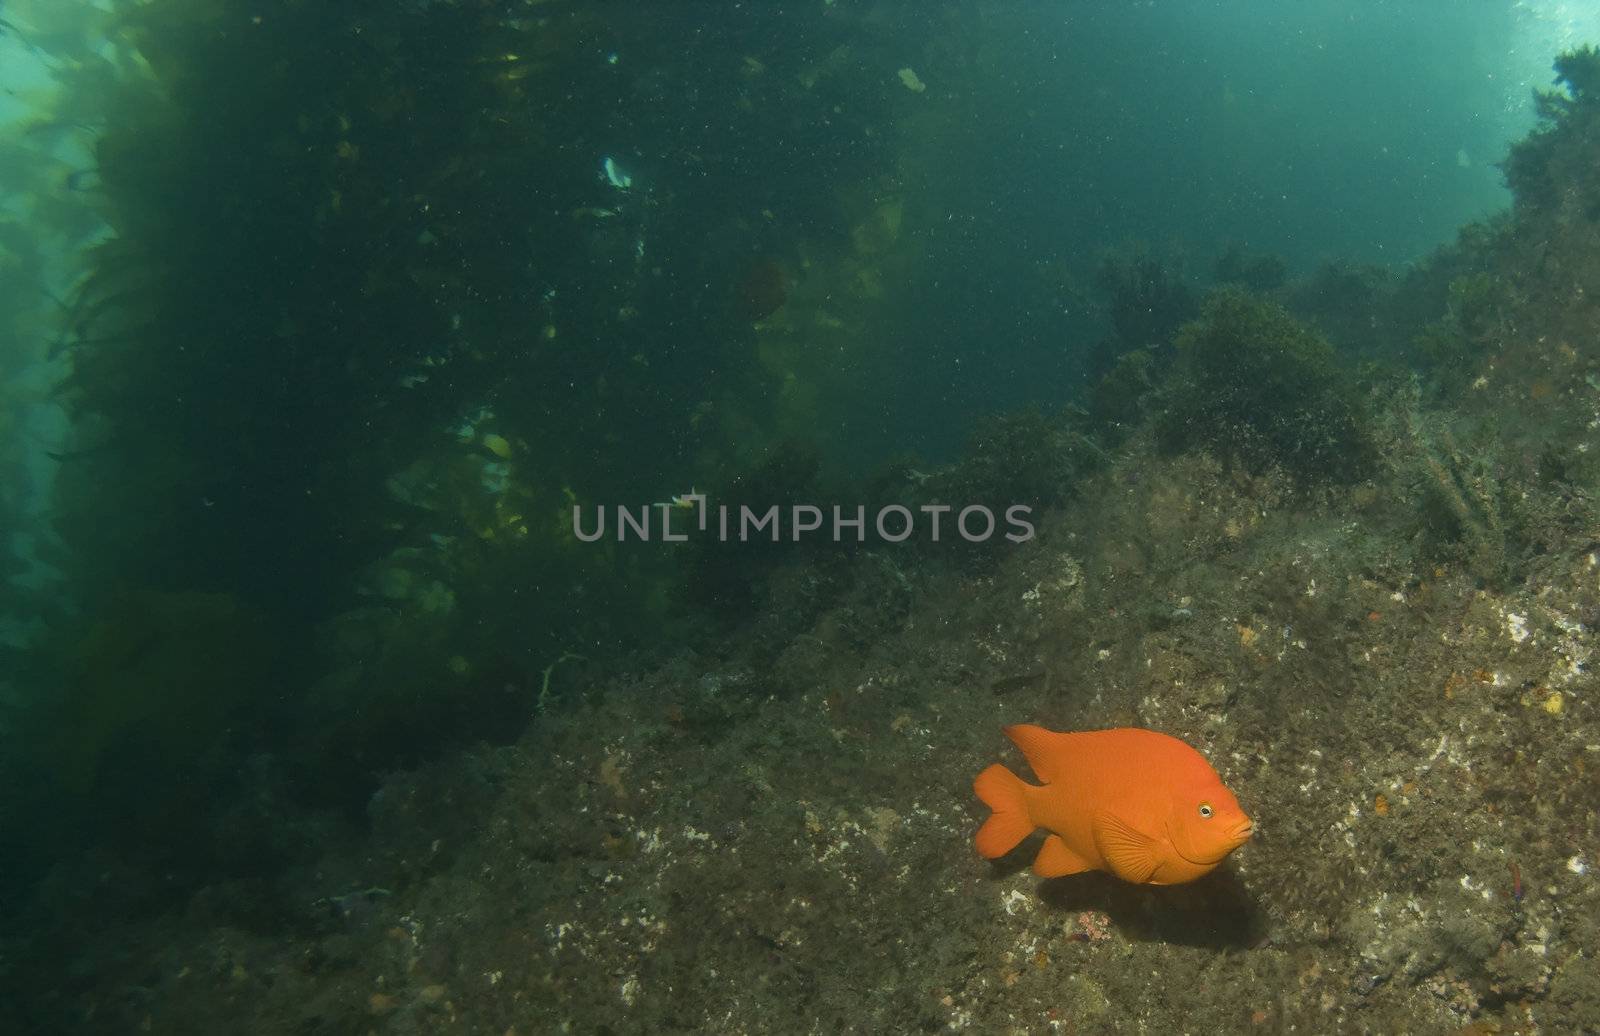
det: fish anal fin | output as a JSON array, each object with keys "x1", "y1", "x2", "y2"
[
  {"x1": 1033, "y1": 834, "x2": 1093, "y2": 878},
  {"x1": 1093, "y1": 810, "x2": 1160, "y2": 884}
]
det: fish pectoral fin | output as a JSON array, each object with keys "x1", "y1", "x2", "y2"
[
  {"x1": 1093, "y1": 811, "x2": 1161, "y2": 884},
  {"x1": 1032, "y1": 834, "x2": 1093, "y2": 878}
]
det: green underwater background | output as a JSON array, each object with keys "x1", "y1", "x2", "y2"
[{"x1": 5, "y1": 1, "x2": 1600, "y2": 1032}]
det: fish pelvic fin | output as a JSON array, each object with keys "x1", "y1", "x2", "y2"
[
  {"x1": 974, "y1": 763, "x2": 1036, "y2": 858},
  {"x1": 1033, "y1": 834, "x2": 1094, "y2": 878}
]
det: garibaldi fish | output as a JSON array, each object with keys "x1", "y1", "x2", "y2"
[{"x1": 975, "y1": 725, "x2": 1253, "y2": 884}]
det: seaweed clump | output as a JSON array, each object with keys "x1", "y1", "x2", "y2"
[
  {"x1": 1156, "y1": 289, "x2": 1373, "y2": 482},
  {"x1": 1503, "y1": 45, "x2": 1600, "y2": 219},
  {"x1": 1096, "y1": 251, "x2": 1199, "y2": 352},
  {"x1": 938, "y1": 406, "x2": 1107, "y2": 518},
  {"x1": 1088, "y1": 348, "x2": 1157, "y2": 434},
  {"x1": 1404, "y1": 413, "x2": 1516, "y2": 589},
  {"x1": 1084, "y1": 251, "x2": 1197, "y2": 386},
  {"x1": 1213, "y1": 244, "x2": 1287, "y2": 293},
  {"x1": 1410, "y1": 270, "x2": 1518, "y2": 380}
]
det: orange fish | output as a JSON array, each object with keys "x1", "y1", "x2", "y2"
[{"x1": 974, "y1": 725, "x2": 1252, "y2": 884}]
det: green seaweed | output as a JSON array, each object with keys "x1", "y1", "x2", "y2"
[
  {"x1": 1213, "y1": 245, "x2": 1288, "y2": 293},
  {"x1": 1503, "y1": 45, "x2": 1600, "y2": 215},
  {"x1": 38, "y1": 591, "x2": 274, "y2": 797},
  {"x1": 1412, "y1": 272, "x2": 1515, "y2": 378},
  {"x1": 1156, "y1": 289, "x2": 1373, "y2": 482},
  {"x1": 1089, "y1": 348, "x2": 1157, "y2": 436}
]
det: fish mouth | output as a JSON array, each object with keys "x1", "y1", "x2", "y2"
[
  {"x1": 1219, "y1": 818, "x2": 1255, "y2": 853},
  {"x1": 1192, "y1": 819, "x2": 1255, "y2": 864},
  {"x1": 1170, "y1": 815, "x2": 1255, "y2": 866}
]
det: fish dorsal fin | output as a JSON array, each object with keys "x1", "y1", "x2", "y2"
[
  {"x1": 1033, "y1": 834, "x2": 1094, "y2": 878},
  {"x1": 1093, "y1": 810, "x2": 1160, "y2": 884},
  {"x1": 1002, "y1": 724, "x2": 1074, "y2": 783}
]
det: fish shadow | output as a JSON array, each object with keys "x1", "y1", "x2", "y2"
[
  {"x1": 985, "y1": 849, "x2": 1264, "y2": 949},
  {"x1": 1038, "y1": 867, "x2": 1264, "y2": 949}
]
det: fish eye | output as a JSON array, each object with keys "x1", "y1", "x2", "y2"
[{"x1": 1198, "y1": 803, "x2": 1214, "y2": 818}]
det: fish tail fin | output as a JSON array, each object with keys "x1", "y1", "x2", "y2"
[{"x1": 974, "y1": 763, "x2": 1036, "y2": 858}]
